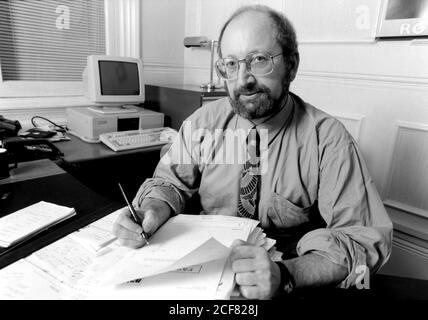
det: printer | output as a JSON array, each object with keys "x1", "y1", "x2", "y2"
[{"x1": 66, "y1": 107, "x2": 164, "y2": 143}]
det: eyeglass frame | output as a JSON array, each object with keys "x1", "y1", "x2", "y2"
[{"x1": 215, "y1": 51, "x2": 283, "y2": 80}]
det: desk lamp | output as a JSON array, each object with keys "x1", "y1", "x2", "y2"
[{"x1": 183, "y1": 36, "x2": 223, "y2": 91}]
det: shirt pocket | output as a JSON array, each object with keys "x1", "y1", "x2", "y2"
[{"x1": 267, "y1": 192, "x2": 312, "y2": 229}]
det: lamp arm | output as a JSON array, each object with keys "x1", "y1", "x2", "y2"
[{"x1": 209, "y1": 40, "x2": 217, "y2": 85}]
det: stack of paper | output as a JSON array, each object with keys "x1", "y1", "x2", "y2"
[
  {"x1": 0, "y1": 201, "x2": 76, "y2": 248},
  {"x1": 0, "y1": 209, "x2": 283, "y2": 300},
  {"x1": 0, "y1": 208, "x2": 125, "y2": 300},
  {"x1": 82, "y1": 214, "x2": 281, "y2": 300},
  {"x1": 69, "y1": 209, "x2": 120, "y2": 253},
  {"x1": 82, "y1": 214, "x2": 260, "y2": 287}
]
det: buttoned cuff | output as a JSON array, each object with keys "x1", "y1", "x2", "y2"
[{"x1": 296, "y1": 228, "x2": 367, "y2": 288}]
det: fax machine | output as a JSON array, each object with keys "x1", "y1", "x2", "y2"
[{"x1": 66, "y1": 107, "x2": 164, "y2": 143}]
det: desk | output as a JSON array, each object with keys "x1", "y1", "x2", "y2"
[
  {"x1": 55, "y1": 134, "x2": 163, "y2": 164},
  {"x1": 53, "y1": 135, "x2": 162, "y2": 201},
  {"x1": 0, "y1": 159, "x2": 122, "y2": 269},
  {"x1": 1, "y1": 161, "x2": 428, "y2": 300}
]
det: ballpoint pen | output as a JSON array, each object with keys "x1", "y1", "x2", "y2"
[{"x1": 118, "y1": 182, "x2": 149, "y2": 245}]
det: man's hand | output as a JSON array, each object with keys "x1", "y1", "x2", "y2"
[
  {"x1": 112, "y1": 198, "x2": 171, "y2": 248},
  {"x1": 230, "y1": 239, "x2": 282, "y2": 300}
]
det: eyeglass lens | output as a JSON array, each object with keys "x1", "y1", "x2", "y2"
[{"x1": 216, "y1": 52, "x2": 274, "y2": 79}]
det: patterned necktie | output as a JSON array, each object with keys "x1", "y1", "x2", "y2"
[{"x1": 237, "y1": 127, "x2": 260, "y2": 219}]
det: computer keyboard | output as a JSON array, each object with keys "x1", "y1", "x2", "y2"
[{"x1": 99, "y1": 127, "x2": 177, "y2": 152}]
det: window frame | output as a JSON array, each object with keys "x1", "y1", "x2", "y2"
[{"x1": 0, "y1": 0, "x2": 141, "y2": 111}]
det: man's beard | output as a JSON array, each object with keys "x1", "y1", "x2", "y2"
[{"x1": 227, "y1": 81, "x2": 288, "y2": 120}]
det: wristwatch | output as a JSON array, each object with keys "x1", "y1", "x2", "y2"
[{"x1": 275, "y1": 261, "x2": 295, "y2": 294}]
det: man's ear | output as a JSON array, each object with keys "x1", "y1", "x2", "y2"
[{"x1": 287, "y1": 53, "x2": 300, "y2": 82}]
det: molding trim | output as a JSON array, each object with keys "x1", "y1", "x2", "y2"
[
  {"x1": 143, "y1": 62, "x2": 185, "y2": 85},
  {"x1": 384, "y1": 121, "x2": 428, "y2": 219},
  {"x1": 144, "y1": 62, "x2": 185, "y2": 72},
  {"x1": 411, "y1": 39, "x2": 428, "y2": 46},
  {"x1": 394, "y1": 120, "x2": 428, "y2": 132},
  {"x1": 329, "y1": 112, "x2": 364, "y2": 143},
  {"x1": 144, "y1": 60, "x2": 210, "y2": 71},
  {"x1": 296, "y1": 70, "x2": 428, "y2": 89},
  {"x1": 393, "y1": 234, "x2": 428, "y2": 260},
  {"x1": 385, "y1": 200, "x2": 428, "y2": 220},
  {"x1": 386, "y1": 203, "x2": 428, "y2": 243},
  {"x1": 299, "y1": 39, "x2": 377, "y2": 45}
]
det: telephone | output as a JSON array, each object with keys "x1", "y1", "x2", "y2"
[
  {"x1": 0, "y1": 115, "x2": 22, "y2": 138},
  {"x1": 2, "y1": 137, "x2": 63, "y2": 164}
]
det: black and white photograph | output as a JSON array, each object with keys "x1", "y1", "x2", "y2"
[{"x1": 0, "y1": 0, "x2": 427, "y2": 314}]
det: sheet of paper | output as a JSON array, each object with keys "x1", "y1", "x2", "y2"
[
  {"x1": 215, "y1": 256, "x2": 236, "y2": 300},
  {"x1": 0, "y1": 201, "x2": 75, "y2": 247},
  {"x1": 26, "y1": 235, "x2": 96, "y2": 285},
  {"x1": 69, "y1": 225, "x2": 117, "y2": 253},
  {"x1": 269, "y1": 248, "x2": 284, "y2": 262},
  {"x1": 262, "y1": 237, "x2": 276, "y2": 251},
  {"x1": 94, "y1": 237, "x2": 231, "y2": 286},
  {"x1": 87, "y1": 214, "x2": 258, "y2": 286},
  {"x1": 78, "y1": 241, "x2": 133, "y2": 287},
  {"x1": 89, "y1": 207, "x2": 123, "y2": 231},
  {"x1": 247, "y1": 227, "x2": 264, "y2": 244},
  {"x1": 0, "y1": 259, "x2": 64, "y2": 300},
  {"x1": 90, "y1": 241, "x2": 229, "y2": 300},
  {"x1": 68, "y1": 207, "x2": 121, "y2": 253}
]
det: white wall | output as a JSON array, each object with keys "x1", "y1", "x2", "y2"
[
  {"x1": 287, "y1": 0, "x2": 428, "y2": 279},
  {"x1": 141, "y1": 0, "x2": 186, "y2": 85},
  {"x1": 144, "y1": 0, "x2": 428, "y2": 279}
]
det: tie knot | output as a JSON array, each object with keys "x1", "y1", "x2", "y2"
[{"x1": 246, "y1": 128, "x2": 260, "y2": 160}]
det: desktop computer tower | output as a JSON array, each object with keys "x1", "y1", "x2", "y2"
[{"x1": 66, "y1": 107, "x2": 164, "y2": 142}]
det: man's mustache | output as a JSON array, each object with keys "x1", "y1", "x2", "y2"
[{"x1": 233, "y1": 87, "x2": 270, "y2": 97}]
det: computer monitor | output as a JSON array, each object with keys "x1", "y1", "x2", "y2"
[{"x1": 83, "y1": 55, "x2": 145, "y2": 114}]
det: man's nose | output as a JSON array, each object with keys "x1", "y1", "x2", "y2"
[{"x1": 236, "y1": 60, "x2": 255, "y2": 88}]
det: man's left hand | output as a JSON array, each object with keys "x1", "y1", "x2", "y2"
[{"x1": 230, "y1": 239, "x2": 282, "y2": 299}]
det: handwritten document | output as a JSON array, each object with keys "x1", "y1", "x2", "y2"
[
  {"x1": 0, "y1": 201, "x2": 76, "y2": 247},
  {"x1": 0, "y1": 259, "x2": 64, "y2": 300},
  {"x1": 2, "y1": 210, "x2": 282, "y2": 300},
  {"x1": 84, "y1": 214, "x2": 260, "y2": 286},
  {"x1": 70, "y1": 226, "x2": 117, "y2": 253},
  {"x1": 26, "y1": 235, "x2": 96, "y2": 286},
  {"x1": 90, "y1": 238, "x2": 229, "y2": 300}
]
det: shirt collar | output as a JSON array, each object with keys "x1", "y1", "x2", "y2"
[{"x1": 234, "y1": 93, "x2": 294, "y2": 144}]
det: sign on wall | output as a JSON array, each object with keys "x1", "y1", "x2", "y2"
[{"x1": 377, "y1": 0, "x2": 428, "y2": 37}]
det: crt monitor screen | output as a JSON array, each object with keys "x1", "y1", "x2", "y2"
[{"x1": 98, "y1": 60, "x2": 140, "y2": 96}]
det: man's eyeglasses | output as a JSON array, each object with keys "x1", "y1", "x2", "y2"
[{"x1": 215, "y1": 51, "x2": 283, "y2": 80}]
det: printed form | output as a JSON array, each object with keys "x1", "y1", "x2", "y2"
[
  {"x1": 82, "y1": 214, "x2": 259, "y2": 286},
  {"x1": 90, "y1": 238, "x2": 230, "y2": 299}
]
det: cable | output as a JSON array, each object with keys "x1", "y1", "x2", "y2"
[{"x1": 30, "y1": 116, "x2": 68, "y2": 132}]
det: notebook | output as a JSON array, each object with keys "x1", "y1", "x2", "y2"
[{"x1": 0, "y1": 201, "x2": 76, "y2": 248}]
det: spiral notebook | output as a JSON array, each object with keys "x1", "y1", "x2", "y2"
[{"x1": 0, "y1": 201, "x2": 76, "y2": 248}]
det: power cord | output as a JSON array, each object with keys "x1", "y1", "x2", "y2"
[{"x1": 30, "y1": 116, "x2": 68, "y2": 132}]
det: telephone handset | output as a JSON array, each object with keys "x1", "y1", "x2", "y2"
[{"x1": 2, "y1": 137, "x2": 63, "y2": 164}]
